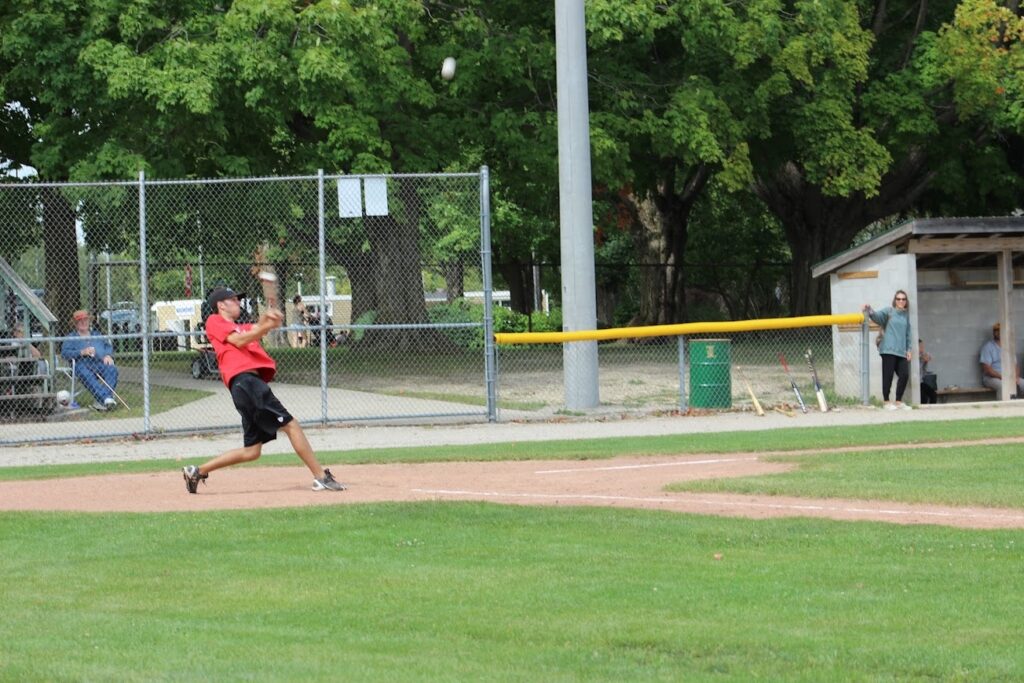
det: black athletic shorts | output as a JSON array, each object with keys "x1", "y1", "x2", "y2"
[{"x1": 229, "y1": 372, "x2": 294, "y2": 446}]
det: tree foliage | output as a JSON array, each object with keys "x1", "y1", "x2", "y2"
[
  {"x1": 2, "y1": 0, "x2": 1022, "y2": 326},
  {"x1": 750, "y1": 0, "x2": 1024, "y2": 313}
]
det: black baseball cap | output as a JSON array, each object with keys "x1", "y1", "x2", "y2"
[{"x1": 208, "y1": 287, "x2": 240, "y2": 308}]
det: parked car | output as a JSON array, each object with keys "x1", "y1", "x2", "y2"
[{"x1": 99, "y1": 301, "x2": 140, "y2": 328}]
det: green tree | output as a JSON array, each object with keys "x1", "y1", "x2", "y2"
[
  {"x1": 749, "y1": 0, "x2": 1024, "y2": 314},
  {"x1": 0, "y1": 0, "x2": 465, "y2": 347},
  {"x1": 583, "y1": 1, "x2": 762, "y2": 324},
  {"x1": 686, "y1": 182, "x2": 791, "y2": 320}
]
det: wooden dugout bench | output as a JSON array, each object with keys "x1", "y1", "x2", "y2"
[{"x1": 936, "y1": 386, "x2": 997, "y2": 403}]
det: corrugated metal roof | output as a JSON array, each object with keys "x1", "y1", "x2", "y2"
[{"x1": 812, "y1": 216, "x2": 1024, "y2": 278}]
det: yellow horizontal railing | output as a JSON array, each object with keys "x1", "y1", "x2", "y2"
[{"x1": 494, "y1": 313, "x2": 866, "y2": 345}]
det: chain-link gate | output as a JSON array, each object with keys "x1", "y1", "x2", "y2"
[{"x1": 0, "y1": 170, "x2": 494, "y2": 444}]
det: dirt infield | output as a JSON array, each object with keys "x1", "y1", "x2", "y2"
[{"x1": 4, "y1": 449, "x2": 1024, "y2": 529}]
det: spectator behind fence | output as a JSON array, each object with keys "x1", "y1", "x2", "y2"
[
  {"x1": 919, "y1": 339, "x2": 937, "y2": 404},
  {"x1": 863, "y1": 290, "x2": 913, "y2": 410},
  {"x1": 61, "y1": 309, "x2": 120, "y2": 411},
  {"x1": 979, "y1": 322, "x2": 1024, "y2": 398},
  {"x1": 3, "y1": 323, "x2": 45, "y2": 377},
  {"x1": 292, "y1": 295, "x2": 309, "y2": 348}
]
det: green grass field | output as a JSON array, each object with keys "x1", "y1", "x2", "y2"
[{"x1": 2, "y1": 417, "x2": 1023, "y2": 680}]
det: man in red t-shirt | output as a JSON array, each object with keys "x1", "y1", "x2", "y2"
[{"x1": 182, "y1": 286, "x2": 345, "y2": 493}]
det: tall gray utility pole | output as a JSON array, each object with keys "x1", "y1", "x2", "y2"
[{"x1": 555, "y1": 0, "x2": 599, "y2": 409}]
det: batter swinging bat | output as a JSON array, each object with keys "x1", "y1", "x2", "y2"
[
  {"x1": 805, "y1": 349, "x2": 829, "y2": 413},
  {"x1": 779, "y1": 353, "x2": 808, "y2": 414}
]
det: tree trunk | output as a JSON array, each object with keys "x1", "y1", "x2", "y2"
[
  {"x1": 364, "y1": 213, "x2": 428, "y2": 324},
  {"x1": 624, "y1": 164, "x2": 709, "y2": 325},
  {"x1": 42, "y1": 188, "x2": 80, "y2": 327},
  {"x1": 595, "y1": 282, "x2": 618, "y2": 328},
  {"x1": 443, "y1": 258, "x2": 464, "y2": 303},
  {"x1": 343, "y1": 251, "x2": 378, "y2": 325},
  {"x1": 357, "y1": 179, "x2": 454, "y2": 352},
  {"x1": 497, "y1": 258, "x2": 531, "y2": 314},
  {"x1": 755, "y1": 157, "x2": 936, "y2": 315},
  {"x1": 630, "y1": 194, "x2": 684, "y2": 325}
]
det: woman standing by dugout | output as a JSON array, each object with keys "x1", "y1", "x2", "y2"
[{"x1": 863, "y1": 290, "x2": 914, "y2": 410}]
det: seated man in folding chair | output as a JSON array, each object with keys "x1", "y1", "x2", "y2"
[{"x1": 60, "y1": 309, "x2": 120, "y2": 411}]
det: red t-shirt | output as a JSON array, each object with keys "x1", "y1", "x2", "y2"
[{"x1": 205, "y1": 314, "x2": 277, "y2": 387}]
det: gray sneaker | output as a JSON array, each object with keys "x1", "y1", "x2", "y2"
[
  {"x1": 312, "y1": 468, "x2": 346, "y2": 491},
  {"x1": 182, "y1": 465, "x2": 208, "y2": 494},
  {"x1": 103, "y1": 397, "x2": 117, "y2": 409}
]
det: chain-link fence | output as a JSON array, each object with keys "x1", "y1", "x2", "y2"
[
  {"x1": 495, "y1": 321, "x2": 870, "y2": 418},
  {"x1": 1, "y1": 170, "x2": 876, "y2": 446},
  {"x1": 0, "y1": 170, "x2": 495, "y2": 444}
]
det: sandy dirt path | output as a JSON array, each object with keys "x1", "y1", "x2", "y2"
[{"x1": 3, "y1": 449, "x2": 1023, "y2": 529}]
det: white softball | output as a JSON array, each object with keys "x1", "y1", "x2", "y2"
[
  {"x1": 56, "y1": 390, "x2": 71, "y2": 406},
  {"x1": 441, "y1": 57, "x2": 456, "y2": 81}
]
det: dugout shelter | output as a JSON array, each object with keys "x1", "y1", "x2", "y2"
[{"x1": 813, "y1": 216, "x2": 1024, "y2": 405}]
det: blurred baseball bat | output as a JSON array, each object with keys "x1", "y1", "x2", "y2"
[
  {"x1": 805, "y1": 348, "x2": 829, "y2": 413},
  {"x1": 741, "y1": 376, "x2": 765, "y2": 416},
  {"x1": 258, "y1": 271, "x2": 280, "y2": 312},
  {"x1": 779, "y1": 354, "x2": 808, "y2": 414}
]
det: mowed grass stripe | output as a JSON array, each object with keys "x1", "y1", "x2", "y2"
[
  {"x1": 668, "y1": 443, "x2": 1024, "y2": 508},
  {"x1": 1, "y1": 504, "x2": 1022, "y2": 681},
  {"x1": 4, "y1": 416, "x2": 1024, "y2": 481}
]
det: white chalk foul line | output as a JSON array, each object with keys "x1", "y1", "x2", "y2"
[
  {"x1": 410, "y1": 489, "x2": 1024, "y2": 523},
  {"x1": 534, "y1": 457, "x2": 759, "y2": 475}
]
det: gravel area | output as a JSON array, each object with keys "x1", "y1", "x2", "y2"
[{"x1": 4, "y1": 400, "x2": 1023, "y2": 468}]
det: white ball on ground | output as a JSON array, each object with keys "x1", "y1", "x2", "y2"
[
  {"x1": 56, "y1": 390, "x2": 71, "y2": 406},
  {"x1": 441, "y1": 57, "x2": 456, "y2": 81}
]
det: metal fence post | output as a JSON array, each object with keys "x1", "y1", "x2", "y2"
[
  {"x1": 678, "y1": 335, "x2": 687, "y2": 412},
  {"x1": 317, "y1": 169, "x2": 328, "y2": 425},
  {"x1": 861, "y1": 317, "x2": 870, "y2": 405},
  {"x1": 139, "y1": 170, "x2": 152, "y2": 432},
  {"x1": 480, "y1": 166, "x2": 497, "y2": 422}
]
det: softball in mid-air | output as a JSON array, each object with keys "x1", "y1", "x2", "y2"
[{"x1": 441, "y1": 57, "x2": 456, "y2": 81}]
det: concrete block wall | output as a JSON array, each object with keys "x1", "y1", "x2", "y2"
[{"x1": 917, "y1": 282, "x2": 1024, "y2": 390}]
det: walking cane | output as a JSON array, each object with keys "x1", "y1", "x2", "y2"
[{"x1": 95, "y1": 371, "x2": 130, "y2": 409}]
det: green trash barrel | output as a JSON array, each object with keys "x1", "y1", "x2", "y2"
[{"x1": 690, "y1": 339, "x2": 731, "y2": 408}]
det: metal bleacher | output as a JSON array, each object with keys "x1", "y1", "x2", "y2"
[{"x1": 0, "y1": 257, "x2": 61, "y2": 421}]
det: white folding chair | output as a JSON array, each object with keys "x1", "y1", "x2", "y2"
[{"x1": 55, "y1": 357, "x2": 83, "y2": 407}]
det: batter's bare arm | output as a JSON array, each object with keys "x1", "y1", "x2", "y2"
[{"x1": 227, "y1": 311, "x2": 283, "y2": 348}]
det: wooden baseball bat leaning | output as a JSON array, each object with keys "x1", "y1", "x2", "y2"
[
  {"x1": 95, "y1": 372, "x2": 130, "y2": 409},
  {"x1": 743, "y1": 378, "x2": 765, "y2": 416}
]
